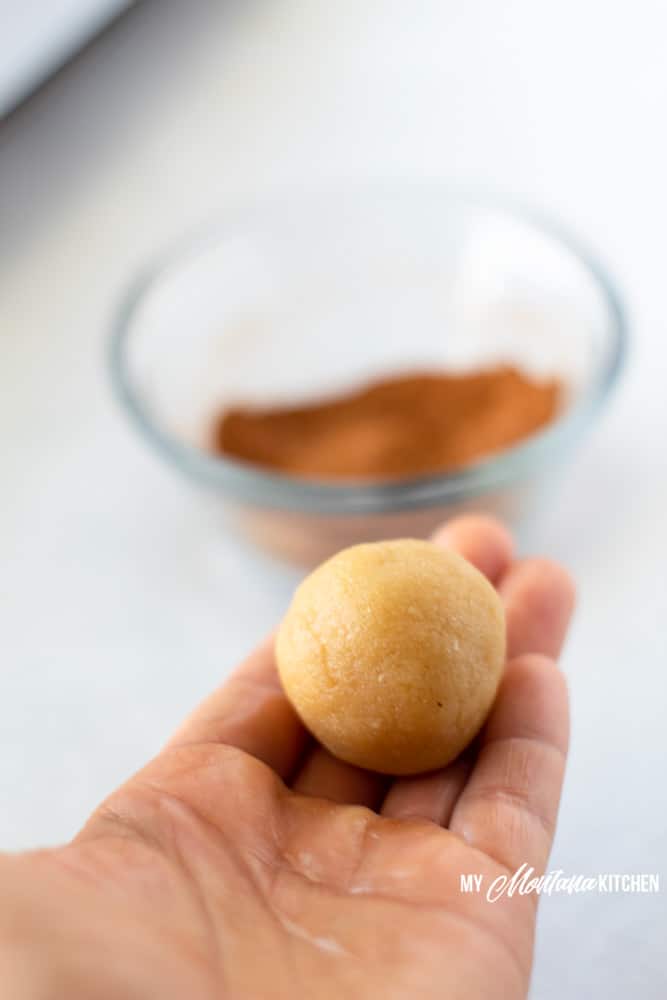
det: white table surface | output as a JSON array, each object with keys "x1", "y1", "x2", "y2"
[{"x1": 1, "y1": 1, "x2": 666, "y2": 997}]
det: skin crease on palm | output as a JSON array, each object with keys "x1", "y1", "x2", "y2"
[{"x1": 0, "y1": 516, "x2": 575, "y2": 1000}]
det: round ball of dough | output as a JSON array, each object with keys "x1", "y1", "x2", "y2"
[{"x1": 276, "y1": 538, "x2": 505, "y2": 776}]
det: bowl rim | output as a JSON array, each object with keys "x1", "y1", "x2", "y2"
[{"x1": 109, "y1": 182, "x2": 628, "y2": 514}]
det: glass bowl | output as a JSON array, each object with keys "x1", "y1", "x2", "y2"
[{"x1": 110, "y1": 184, "x2": 626, "y2": 565}]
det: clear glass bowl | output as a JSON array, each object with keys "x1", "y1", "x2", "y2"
[{"x1": 110, "y1": 184, "x2": 626, "y2": 565}]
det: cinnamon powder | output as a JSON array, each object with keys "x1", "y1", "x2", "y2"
[{"x1": 213, "y1": 366, "x2": 562, "y2": 480}]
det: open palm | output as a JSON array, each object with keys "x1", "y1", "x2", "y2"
[{"x1": 2, "y1": 517, "x2": 574, "y2": 999}]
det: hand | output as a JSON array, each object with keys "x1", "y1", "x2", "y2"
[{"x1": 0, "y1": 516, "x2": 574, "y2": 999}]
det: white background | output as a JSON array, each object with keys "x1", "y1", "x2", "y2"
[{"x1": 1, "y1": 2, "x2": 666, "y2": 997}]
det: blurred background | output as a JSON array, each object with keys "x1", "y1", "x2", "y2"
[{"x1": 1, "y1": 1, "x2": 666, "y2": 997}]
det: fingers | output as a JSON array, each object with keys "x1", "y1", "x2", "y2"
[
  {"x1": 432, "y1": 515, "x2": 514, "y2": 585},
  {"x1": 381, "y1": 756, "x2": 472, "y2": 824},
  {"x1": 449, "y1": 653, "x2": 569, "y2": 873},
  {"x1": 379, "y1": 515, "x2": 513, "y2": 821},
  {"x1": 166, "y1": 635, "x2": 307, "y2": 781},
  {"x1": 448, "y1": 559, "x2": 574, "y2": 870},
  {"x1": 162, "y1": 515, "x2": 512, "y2": 805},
  {"x1": 292, "y1": 748, "x2": 388, "y2": 809},
  {"x1": 500, "y1": 558, "x2": 576, "y2": 659}
]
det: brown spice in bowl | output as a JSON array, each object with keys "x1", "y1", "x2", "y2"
[{"x1": 213, "y1": 366, "x2": 562, "y2": 480}]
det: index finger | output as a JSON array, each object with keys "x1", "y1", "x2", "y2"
[{"x1": 167, "y1": 634, "x2": 308, "y2": 781}]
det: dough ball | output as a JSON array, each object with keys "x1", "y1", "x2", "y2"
[{"x1": 276, "y1": 539, "x2": 505, "y2": 776}]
